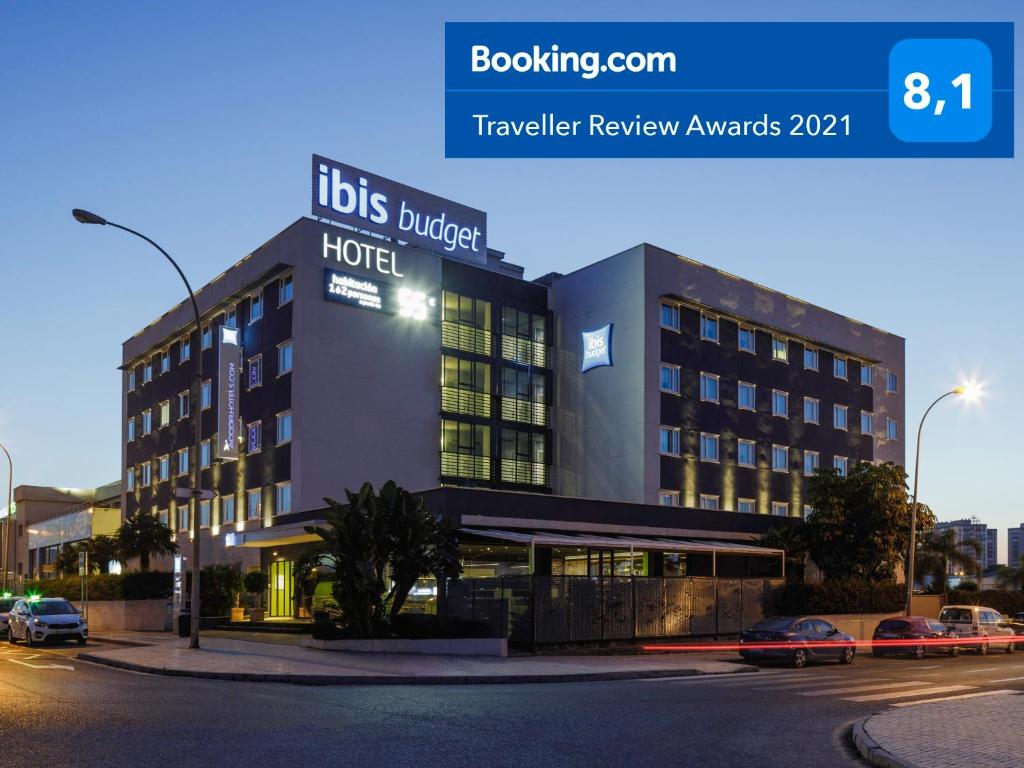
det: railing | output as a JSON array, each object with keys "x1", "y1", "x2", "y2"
[
  {"x1": 440, "y1": 452, "x2": 491, "y2": 480},
  {"x1": 499, "y1": 459, "x2": 549, "y2": 486},
  {"x1": 500, "y1": 335, "x2": 548, "y2": 367},
  {"x1": 441, "y1": 321, "x2": 492, "y2": 356},
  {"x1": 441, "y1": 386, "x2": 491, "y2": 418},
  {"x1": 499, "y1": 396, "x2": 548, "y2": 426}
]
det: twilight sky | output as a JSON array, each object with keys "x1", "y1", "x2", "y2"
[{"x1": 0, "y1": 1, "x2": 1020, "y2": 557}]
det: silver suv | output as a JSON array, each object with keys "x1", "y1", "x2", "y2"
[{"x1": 938, "y1": 605, "x2": 1016, "y2": 654}]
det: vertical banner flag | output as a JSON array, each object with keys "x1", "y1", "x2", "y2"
[{"x1": 218, "y1": 326, "x2": 242, "y2": 461}]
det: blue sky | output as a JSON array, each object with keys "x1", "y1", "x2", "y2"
[{"x1": 0, "y1": 2, "x2": 1020, "y2": 556}]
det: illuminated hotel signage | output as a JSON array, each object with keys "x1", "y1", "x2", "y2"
[
  {"x1": 324, "y1": 268, "x2": 437, "y2": 321},
  {"x1": 312, "y1": 154, "x2": 487, "y2": 265},
  {"x1": 218, "y1": 326, "x2": 242, "y2": 461},
  {"x1": 581, "y1": 324, "x2": 613, "y2": 372}
]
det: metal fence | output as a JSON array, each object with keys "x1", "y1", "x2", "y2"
[{"x1": 446, "y1": 575, "x2": 784, "y2": 647}]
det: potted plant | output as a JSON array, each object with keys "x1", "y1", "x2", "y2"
[{"x1": 244, "y1": 570, "x2": 271, "y2": 622}]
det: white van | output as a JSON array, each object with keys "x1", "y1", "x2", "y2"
[{"x1": 938, "y1": 605, "x2": 1016, "y2": 654}]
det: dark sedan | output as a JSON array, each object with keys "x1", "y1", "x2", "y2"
[
  {"x1": 871, "y1": 616, "x2": 960, "y2": 659},
  {"x1": 739, "y1": 616, "x2": 856, "y2": 668}
]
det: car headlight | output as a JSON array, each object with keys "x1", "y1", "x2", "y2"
[{"x1": 32, "y1": 618, "x2": 47, "y2": 627}]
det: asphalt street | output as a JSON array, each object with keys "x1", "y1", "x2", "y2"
[{"x1": 2, "y1": 640, "x2": 1024, "y2": 768}]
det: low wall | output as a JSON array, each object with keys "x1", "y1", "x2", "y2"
[
  {"x1": 302, "y1": 637, "x2": 508, "y2": 657},
  {"x1": 808, "y1": 613, "x2": 898, "y2": 642},
  {"x1": 83, "y1": 600, "x2": 171, "y2": 632}
]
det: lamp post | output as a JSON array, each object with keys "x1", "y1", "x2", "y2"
[
  {"x1": 905, "y1": 385, "x2": 968, "y2": 615},
  {"x1": 0, "y1": 441, "x2": 12, "y2": 593},
  {"x1": 72, "y1": 209, "x2": 204, "y2": 649}
]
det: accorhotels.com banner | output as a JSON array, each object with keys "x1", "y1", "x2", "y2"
[{"x1": 218, "y1": 326, "x2": 242, "y2": 461}]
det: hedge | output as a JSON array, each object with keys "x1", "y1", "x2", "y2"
[
  {"x1": 22, "y1": 571, "x2": 173, "y2": 602},
  {"x1": 946, "y1": 589, "x2": 1024, "y2": 617},
  {"x1": 778, "y1": 580, "x2": 905, "y2": 615}
]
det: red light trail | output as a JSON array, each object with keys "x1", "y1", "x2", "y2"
[{"x1": 643, "y1": 636, "x2": 1017, "y2": 653}]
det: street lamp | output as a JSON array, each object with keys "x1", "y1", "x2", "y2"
[
  {"x1": 72, "y1": 209, "x2": 204, "y2": 650},
  {"x1": 905, "y1": 382, "x2": 980, "y2": 614},
  {"x1": 0, "y1": 441, "x2": 12, "y2": 592}
]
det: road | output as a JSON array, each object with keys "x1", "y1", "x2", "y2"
[{"x1": 2, "y1": 640, "x2": 1024, "y2": 767}]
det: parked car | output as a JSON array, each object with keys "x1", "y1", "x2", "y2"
[
  {"x1": 938, "y1": 605, "x2": 1016, "y2": 654},
  {"x1": 0, "y1": 595, "x2": 25, "y2": 636},
  {"x1": 871, "y1": 616, "x2": 960, "y2": 659},
  {"x1": 6, "y1": 597, "x2": 88, "y2": 646},
  {"x1": 739, "y1": 616, "x2": 856, "y2": 668},
  {"x1": 999, "y1": 617, "x2": 1024, "y2": 636}
]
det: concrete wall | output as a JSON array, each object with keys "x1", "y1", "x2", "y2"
[
  {"x1": 810, "y1": 613, "x2": 899, "y2": 642},
  {"x1": 84, "y1": 599, "x2": 171, "y2": 632}
]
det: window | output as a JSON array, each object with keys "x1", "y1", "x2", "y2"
[
  {"x1": 248, "y1": 355, "x2": 263, "y2": 389},
  {"x1": 658, "y1": 490, "x2": 679, "y2": 507},
  {"x1": 886, "y1": 370, "x2": 899, "y2": 393},
  {"x1": 771, "y1": 336, "x2": 788, "y2": 362},
  {"x1": 126, "y1": 468, "x2": 135, "y2": 492},
  {"x1": 834, "y1": 456, "x2": 849, "y2": 476},
  {"x1": 738, "y1": 326, "x2": 755, "y2": 353},
  {"x1": 142, "y1": 409, "x2": 153, "y2": 434},
  {"x1": 180, "y1": 337, "x2": 191, "y2": 362},
  {"x1": 804, "y1": 347, "x2": 819, "y2": 371},
  {"x1": 247, "y1": 421, "x2": 262, "y2": 454},
  {"x1": 177, "y1": 448, "x2": 189, "y2": 477},
  {"x1": 699, "y1": 494, "x2": 720, "y2": 511},
  {"x1": 772, "y1": 502, "x2": 789, "y2": 517},
  {"x1": 834, "y1": 355, "x2": 848, "y2": 379},
  {"x1": 887, "y1": 418, "x2": 899, "y2": 440},
  {"x1": 201, "y1": 324, "x2": 212, "y2": 349},
  {"x1": 200, "y1": 439, "x2": 211, "y2": 469},
  {"x1": 158, "y1": 455, "x2": 170, "y2": 482},
  {"x1": 126, "y1": 417, "x2": 136, "y2": 442},
  {"x1": 772, "y1": 390, "x2": 789, "y2": 418},
  {"x1": 160, "y1": 350, "x2": 171, "y2": 374},
  {"x1": 201, "y1": 380, "x2": 212, "y2": 409},
  {"x1": 738, "y1": 382, "x2": 756, "y2": 411},
  {"x1": 659, "y1": 364, "x2": 680, "y2": 394},
  {"x1": 737, "y1": 498, "x2": 756, "y2": 514},
  {"x1": 143, "y1": 362, "x2": 153, "y2": 384},
  {"x1": 279, "y1": 274, "x2": 294, "y2": 306},
  {"x1": 700, "y1": 433, "x2": 720, "y2": 463},
  {"x1": 700, "y1": 372, "x2": 719, "y2": 403},
  {"x1": 249, "y1": 291, "x2": 263, "y2": 323},
  {"x1": 278, "y1": 340, "x2": 293, "y2": 375},
  {"x1": 159, "y1": 400, "x2": 170, "y2": 427},
  {"x1": 127, "y1": 369, "x2": 136, "y2": 391},
  {"x1": 659, "y1": 426, "x2": 680, "y2": 456},
  {"x1": 772, "y1": 445, "x2": 789, "y2": 472},
  {"x1": 140, "y1": 462, "x2": 152, "y2": 487},
  {"x1": 861, "y1": 364, "x2": 873, "y2": 386},
  {"x1": 158, "y1": 509, "x2": 169, "y2": 528},
  {"x1": 804, "y1": 397, "x2": 820, "y2": 424},
  {"x1": 833, "y1": 404, "x2": 848, "y2": 430},
  {"x1": 861, "y1": 411, "x2": 874, "y2": 434},
  {"x1": 804, "y1": 450, "x2": 819, "y2": 476},
  {"x1": 659, "y1": 303, "x2": 679, "y2": 331},
  {"x1": 199, "y1": 500, "x2": 211, "y2": 528},
  {"x1": 700, "y1": 314, "x2": 719, "y2": 342},
  {"x1": 224, "y1": 307, "x2": 237, "y2": 329},
  {"x1": 276, "y1": 482, "x2": 292, "y2": 515},
  {"x1": 276, "y1": 411, "x2": 292, "y2": 445},
  {"x1": 246, "y1": 489, "x2": 262, "y2": 520},
  {"x1": 221, "y1": 494, "x2": 236, "y2": 524},
  {"x1": 178, "y1": 391, "x2": 190, "y2": 420},
  {"x1": 738, "y1": 439, "x2": 756, "y2": 467},
  {"x1": 179, "y1": 505, "x2": 189, "y2": 533}
]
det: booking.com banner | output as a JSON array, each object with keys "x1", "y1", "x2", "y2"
[{"x1": 444, "y1": 22, "x2": 1014, "y2": 158}]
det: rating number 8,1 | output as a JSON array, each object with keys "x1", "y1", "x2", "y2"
[{"x1": 903, "y1": 72, "x2": 971, "y2": 116}]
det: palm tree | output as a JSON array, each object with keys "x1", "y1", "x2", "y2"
[
  {"x1": 996, "y1": 556, "x2": 1024, "y2": 592},
  {"x1": 757, "y1": 526, "x2": 807, "y2": 582},
  {"x1": 915, "y1": 529, "x2": 981, "y2": 592},
  {"x1": 54, "y1": 543, "x2": 80, "y2": 578},
  {"x1": 115, "y1": 512, "x2": 177, "y2": 571},
  {"x1": 85, "y1": 535, "x2": 123, "y2": 575}
]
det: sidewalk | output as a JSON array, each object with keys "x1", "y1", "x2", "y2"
[
  {"x1": 853, "y1": 691, "x2": 1024, "y2": 768},
  {"x1": 82, "y1": 631, "x2": 751, "y2": 685}
]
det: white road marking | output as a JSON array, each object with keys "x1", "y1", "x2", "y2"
[
  {"x1": 970, "y1": 667, "x2": 1001, "y2": 673},
  {"x1": 891, "y1": 690, "x2": 1018, "y2": 707},
  {"x1": 6, "y1": 658, "x2": 75, "y2": 671},
  {"x1": 913, "y1": 665, "x2": 941, "y2": 669},
  {"x1": 843, "y1": 685, "x2": 974, "y2": 702},
  {"x1": 758, "y1": 677, "x2": 888, "y2": 691},
  {"x1": 799, "y1": 681, "x2": 928, "y2": 697},
  {"x1": 988, "y1": 676, "x2": 1024, "y2": 683}
]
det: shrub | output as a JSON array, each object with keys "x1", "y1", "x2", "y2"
[
  {"x1": 947, "y1": 589, "x2": 1024, "y2": 616},
  {"x1": 21, "y1": 572, "x2": 172, "y2": 602},
  {"x1": 956, "y1": 581, "x2": 979, "y2": 592},
  {"x1": 310, "y1": 611, "x2": 492, "y2": 641},
  {"x1": 243, "y1": 570, "x2": 270, "y2": 595},
  {"x1": 778, "y1": 580, "x2": 905, "y2": 615},
  {"x1": 122, "y1": 571, "x2": 173, "y2": 600},
  {"x1": 197, "y1": 564, "x2": 243, "y2": 617}
]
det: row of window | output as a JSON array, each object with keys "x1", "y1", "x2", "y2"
[
  {"x1": 150, "y1": 483, "x2": 292, "y2": 529},
  {"x1": 126, "y1": 275, "x2": 293, "y2": 391},
  {"x1": 660, "y1": 427, "x2": 855, "y2": 476},
  {"x1": 442, "y1": 291, "x2": 547, "y2": 343},
  {"x1": 659, "y1": 491, "x2": 808, "y2": 517},
  {"x1": 659, "y1": 303, "x2": 899, "y2": 392}
]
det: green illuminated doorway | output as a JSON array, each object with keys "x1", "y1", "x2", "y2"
[{"x1": 269, "y1": 560, "x2": 294, "y2": 618}]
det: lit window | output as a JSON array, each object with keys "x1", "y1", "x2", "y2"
[
  {"x1": 861, "y1": 364, "x2": 873, "y2": 386},
  {"x1": 772, "y1": 502, "x2": 789, "y2": 517},
  {"x1": 249, "y1": 291, "x2": 263, "y2": 323},
  {"x1": 247, "y1": 421, "x2": 262, "y2": 454},
  {"x1": 177, "y1": 448, "x2": 189, "y2": 477},
  {"x1": 158, "y1": 455, "x2": 170, "y2": 482},
  {"x1": 126, "y1": 417, "x2": 136, "y2": 442},
  {"x1": 804, "y1": 451, "x2": 819, "y2": 476},
  {"x1": 658, "y1": 490, "x2": 679, "y2": 507},
  {"x1": 834, "y1": 404, "x2": 848, "y2": 430},
  {"x1": 222, "y1": 494, "x2": 236, "y2": 524},
  {"x1": 276, "y1": 411, "x2": 292, "y2": 445},
  {"x1": 861, "y1": 412, "x2": 874, "y2": 434},
  {"x1": 700, "y1": 372, "x2": 719, "y2": 403},
  {"x1": 659, "y1": 426, "x2": 680, "y2": 456},
  {"x1": 140, "y1": 463, "x2": 152, "y2": 487},
  {"x1": 772, "y1": 445, "x2": 789, "y2": 472},
  {"x1": 804, "y1": 397, "x2": 820, "y2": 424},
  {"x1": 699, "y1": 494, "x2": 720, "y2": 511},
  {"x1": 659, "y1": 303, "x2": 680, "y2": 331},
  {"x1": 738, "y1": 326, "x2": 755, "y2": 354},
  {"x1": 834, "y1": 355, "x2": 848, "y2": 379},
  {"x1": 700, "y1": 433, "x2": 720, "y2": 462},
  {"x1": 246, "y1": 489, "x2": 262, "y2": 520},
  {"x1": 276, "y1": 482, "x2": 292, "y2": 515},
  {"x1": 772, "y1": 390, "x2": 789, "y2": 418},
  {"x1": 201, "y1": 380, "x2": 212, "y2": 409},
  {"x1": 248, "y1": 355, "x2": 263, "y2": 389},
  {"x1": 804, "y1": 347, "x2": 819, "y2": 371},
  {"x1": 126, "y1": 468, "x2": 135, "y2": 492},
  {"x1": 142, "y1": 409, "x2": 152, "y2": 434},
  {"x1": 834, "y1": 456, "x2": 849, "y2": 476},
  {"x1": 700, "y1": 314, "x2": 719, "y2": 342},
  {"x1": 159, "y1": 400, "x2": 170, "y2": 427},
  {"x1": 127, "y1": 369, "x2": 136, "y2": 391},
  {"x1": 201, "y1": 324, "x2": 212, "y2": 349},
  {"x1": 738, "y1": 439, "x2": 756, "y2": 467},
  {"x1": 200, "y1": 500, "x2": 211, "y2": 528},
  {"x1": 178, "y1": 391, "x2": 190, "y2": 420},
  {"x1": 659, "y1": 364, "x2": 680, "y2": 394},
  {"x1": 160, "y1": 351, "x2": 171, "y2": 374},
  {"x1": 200, "y1": 439, "x2": 211, "y2": 469},
  {"x1": 143, "y1": 362, "x2": 153, "y2": 384},
  {"x1": 887, "y1": 418, "x2": 899, "y2": 440},
  {"x1": 886, "y1": 370, "x2": 899, "y2": 393},
  {"x1": 738, "y1": 382, "x2": 756, "y2": 411},
  {"x1": 771, "y1": 336, "x2": 788, "y2": 362},
  {"x1": 279, "y1": 274, "x2": 294, "y2": 306},
  {"x1": 278, "y1": 340, "x2": 293, "y2": 375},
  {"x1": 737, "y1": 499, "x2": 756, "y2": 514},
  {"x1": 180, "y1": 337, "x2": 191, "y2": 362}
]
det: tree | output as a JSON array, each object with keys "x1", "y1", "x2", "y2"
[
  {"x1": 243, "y1": 570, "x2": 270, "y2": 610},
  {"x1": 996, "y1": 556, "x2": 1024, "y2": 592},
  {"x1": 757, "y1": 526, "x2": 807, "y2": 582},
  {"x1": 115, "y1": 512, "x2": 177, "y2": 571},
  {"x1": 54, "y1": 543, "x2": 80, "y2": 577},
  {"x1": 295, "y1": 481, "x2": 462, "y2": 638},
  {"x1": 84, "y1": 535, "x2": 123, "y2": 575},
  {"x1": 802, "y1": 462, "x2": 936, "y2": 582},
  {"x1": 915, "y1": 529, "x2": 981, "y2": 592}
]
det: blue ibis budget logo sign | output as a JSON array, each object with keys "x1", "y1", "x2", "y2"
[{"x1": 581, "y1": 324, "x2": 613, "y2": 372}]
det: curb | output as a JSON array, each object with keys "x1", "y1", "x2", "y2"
[
  {"x1": 88, "y1": 637, "x2": 157, "y2": 648},
  {"x1": 850, "y1": 717, "x2": 920, "y2": 768},
  {"x1": 77, "y1": 652, "x2": 757, "y2": 686}
]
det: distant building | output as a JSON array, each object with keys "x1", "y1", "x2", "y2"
[
  {"x1": 935, "y1": 517, "x2": 999, "y2": 574},
  {"x1": 1009, "y1": 524, "x2": 1024, "y2": 567}
]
